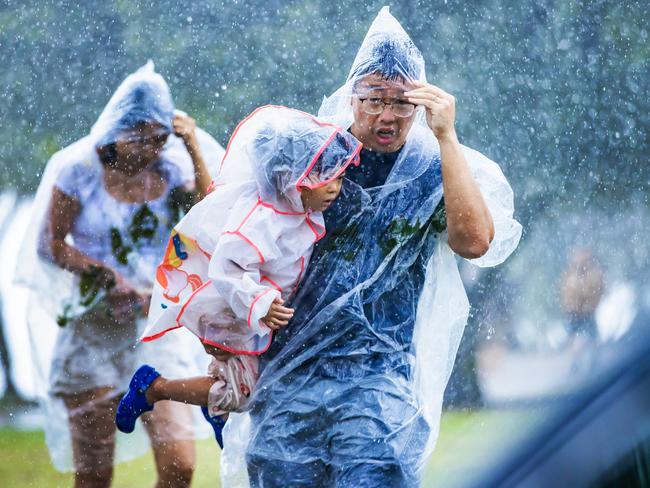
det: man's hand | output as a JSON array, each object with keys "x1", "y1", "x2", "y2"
[
  {"x1": 261, "y1": 297, "x2": 295, "y2": 331},
  {"x1": 405, "y1": 82, "x2": 457, "y2": 141}
]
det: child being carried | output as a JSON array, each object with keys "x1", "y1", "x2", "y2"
[{"x1": 115, "y1": 105, "x2": 361, "y2": 446}]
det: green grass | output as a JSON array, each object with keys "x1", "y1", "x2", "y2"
[
  {"x1": 424, "y1": 409, "x2": 544, "y2": 487},
  {"x1": 0, "y1": 428, "x2": 221, "y2": 487},
  {"x1": 0, "y1": 409, "x2": 544, "y2": 487}
]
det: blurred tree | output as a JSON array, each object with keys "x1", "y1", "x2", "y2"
[{"x1": 1, "y1": 0, "x2": 647, "y2": 203}]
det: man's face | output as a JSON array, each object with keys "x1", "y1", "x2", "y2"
[{"x1": 350, "y1": 73, "x2": 417, "y2": 153}]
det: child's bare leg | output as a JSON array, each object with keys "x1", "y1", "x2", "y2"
[{"x1": 145, "y1": 376, "x2": 217, "y2": 407}]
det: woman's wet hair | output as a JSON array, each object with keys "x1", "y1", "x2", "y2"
[
  {"x1": 95, "y1": 76, "x2": 173, "y2": 148},
  {"x1": 113, "y1": 83, "x2": 172, "y2": 133}
]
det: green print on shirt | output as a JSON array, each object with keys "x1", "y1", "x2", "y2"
[
  {"x1": 57, "y1": 204, "x2": 163, "y2": 326},
  {"x1": 110, "y1": 204, "x2": 160, "y2": 266},
  {"x1": 380, "y1": 217, "x2": 422, "y2": 257},
  {"x1": 379, "y1": 201, "x2": 446, "y2": 257},
  {"x1": 56, "y1": 265, "x2": 116, "y2": 327},
  {"x1": 128, "y1": 204, "x2": 159, "y2": 242}
]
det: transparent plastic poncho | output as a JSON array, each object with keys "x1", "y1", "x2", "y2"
[
  {"x1": 221, "y1": 7, "x2": 521, "y2": 487},
  {"x1": 13, "y1": 62, "x2": 224, "y2": 472}
]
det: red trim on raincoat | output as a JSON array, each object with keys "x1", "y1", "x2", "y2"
[
  {"x1": 141, "y1": 315, "x2": 273, "y2": 355},
  {"x1": 261, "y1": 276, "x2": 283, "y2": 292},
  {"x1": 296, "y1": 130, "x2": 338, "y2": 190},
  {"x1": 141, "y1": 324, "x2": 182, "y2": 342},
  {"x1": 236, "y1": 200, "x2": 262, "y2": 231},
  {"x1": 258, "y1": 198, "x2": 305, "y2": 216},
  {"x1": 306, "y1": 215, "x2": 326, "y2": 241},
  {"x1": 247, "y1": 288, "x2": 275, "y2": 328},
  {"x1": 175, "y1": 280, "x2": 214, "y2": 324},
  {"x1": 158, "y1": 264, "x2": 191, "y2": 303},
  {"x1": 288, "y1": 256, "x2": 305, "y2": 299},
  {"x1": 304, "y1": 146, "x2": 362, "y2": 190},
  {"x1": 196, "y1": 241, "x2": 212, "y2": 259},
  {"x1": 295, "y1": 130, "x2": 363, "y2": 192},
  {"x1": 200, "y1": 333, "x2": 274, "y2": 356}
]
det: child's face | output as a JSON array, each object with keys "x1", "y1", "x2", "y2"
[{"x1": 300, "y1": 173, "x2": 345, "y2": 212}]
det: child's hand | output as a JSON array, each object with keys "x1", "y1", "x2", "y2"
[{"x1": 261, "y1": 298, "x2": 295, "y2": 330}]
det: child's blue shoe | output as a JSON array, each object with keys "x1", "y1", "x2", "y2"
[
  {"x1": 116, "y1": 364, "x2": 160, "y2": 433},
  {"x1": 201, "y1": 406, "x2": 226, "y2": 449}
]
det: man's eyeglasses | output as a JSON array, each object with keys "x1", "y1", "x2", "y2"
[{"x1": 357, "y1": 97, "x2": 416, "y2": 118}]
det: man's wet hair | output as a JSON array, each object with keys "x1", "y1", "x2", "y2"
[{"x1": 349, "y1": 36, "x2": 424, "y2": 84}]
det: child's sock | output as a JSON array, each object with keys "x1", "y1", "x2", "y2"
[{"x1": 201, "y1": 406, "x2": 227, "y2": 449}]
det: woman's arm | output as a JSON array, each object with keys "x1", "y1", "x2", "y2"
[
  {"x1": 49, "y1": 187, "x2": 142, "y2": 314},
  {"x1": 48, "y1": 187, "x2": 114, "y2": 285},
  {"x1": 173, "y1": 113, "x2": 212, "y2": 200}
]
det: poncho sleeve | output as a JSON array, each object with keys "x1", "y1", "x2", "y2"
[
  {"x1": 52, "y1": 156, "x2": 98, "y2": 202},
  {"x1": 461, "y1": 145, "x2": 522, "y2": 267},
  {"x1": 208, "y1": 205, "x2": 282, "y2": 336}
]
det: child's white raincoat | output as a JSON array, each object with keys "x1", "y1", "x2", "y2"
[{"x1": 141, "y1": 105, "x2": 361, "y2": 355}]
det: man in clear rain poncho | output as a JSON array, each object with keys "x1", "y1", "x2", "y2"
[{"x1": 220, "y1": 7, "x2": 522, "y2": 488}]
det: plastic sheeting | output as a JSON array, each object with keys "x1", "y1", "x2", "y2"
[
  {"x1": 14, "y1": 62, "x2": 224, "y2": 471},
  {"x1": 221, "y1": 7, "x2": 521, "y2": 487}
]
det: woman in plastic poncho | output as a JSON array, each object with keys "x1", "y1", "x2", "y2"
[
  {"x1": 219, "y1": 8, "x2": 522, "y2": 488},
  {"x1": 17, "y1": 63, "x2": 221, "y2": 487}
]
